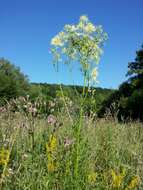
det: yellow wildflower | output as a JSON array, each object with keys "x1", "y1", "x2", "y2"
[
  {"x1": 47, "y1": 162, "x2": 57, "y2": 172},
  {"x1": 88, "y1": 172, "x2": 97, "y2": 184},
  {"x1": 46, "y1": 135, "x2": 57, "y2": 153},
  {"x1": 0, "y1": 148, "x2": 10, "y2": 167},
  {"x1": 126, "y1": 175, "x2": 140, "y2": 189},
  {"x1": 46, "y1": 135, "x2": 58, "y2": 172},
  {"x1": 111, "y1": 169, "x2": 124, "y2": 188}
]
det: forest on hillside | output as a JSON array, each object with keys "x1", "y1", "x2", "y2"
[{"x1": 0, "y1": 57, "x2": 113, "y2": 117}]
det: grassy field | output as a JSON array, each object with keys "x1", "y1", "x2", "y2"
[{"x1": 0, "y1": 108, "x2": 143, "y2": 190}]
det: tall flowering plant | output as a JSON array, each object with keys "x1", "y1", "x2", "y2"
[
  {"x1": 50, "y1": 15, "x2": 108, "y2": 182},
  {"x1": 50, "y1": 15, "x2": 107, "y2": 85}
]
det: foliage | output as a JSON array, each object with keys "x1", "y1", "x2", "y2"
[
  {"x1": 98, "y1": 44, "x2": 143, "y2": 121},
  {"x1": 0, "y1": 58, "x2": 30, "y2": 104}
]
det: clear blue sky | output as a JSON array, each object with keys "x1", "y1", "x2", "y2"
[{"x1": 0, "y1": 0, "x2": 143, "y2": 89}]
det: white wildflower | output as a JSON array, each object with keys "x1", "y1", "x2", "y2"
[
  {"x1": 85, "y1": 23, "x2": 96, "y2": 33},
  {"x1": 80, "y1": 15, "x2": 88, "y2": 22},
  {"x1": 64, "y1": 24, "x2": 76, "y2": 32},
  {"x1": 51, "y1": 35, "x2": 63, "y2": 46},
  {"x1": 91, "y1": 67, "x2": 98, "y2": 81}
]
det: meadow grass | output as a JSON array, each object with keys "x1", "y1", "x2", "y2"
[{"x1": 0, "y1": 109, "x2": 143, "y2": 190}]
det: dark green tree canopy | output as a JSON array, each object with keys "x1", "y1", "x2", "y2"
[
  {"x1": 127, "y1": 45, "x2": 143, "y2": 77},
  {"x1": 0, "y1": 58, "x2": 30, "y2": 102},
  {"x1": 98, "y1": 44, "x2": 143, "y2": 121},
  {"x1": 127, "y1": 45, "x2": 143, "y2": 88}
]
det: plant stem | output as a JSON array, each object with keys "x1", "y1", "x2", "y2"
[{"x1": 74, "y1": 74, "x2": 87, "y2": 183}]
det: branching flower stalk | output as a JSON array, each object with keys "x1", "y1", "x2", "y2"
[
  {"x1": 59, "y1": 84, "x2": 73, "y2": 124},
  {"x1": 50, "y1": 15, "x2": 107, "y2": 183}
]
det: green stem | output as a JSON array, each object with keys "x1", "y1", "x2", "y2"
[{"x1": 75, "y1": 74, "x2": 87, "y2": 182}]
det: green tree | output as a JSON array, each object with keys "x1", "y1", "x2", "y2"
[
  {"x1": 98, "y1": 44, "x2": 143, "y2": 121},
  {"x1": 127, "y1": 45, "x2": 143, "y2": 88},
  {"x1": 0, "y1": 58, "x2": 30, "y2": 104}
]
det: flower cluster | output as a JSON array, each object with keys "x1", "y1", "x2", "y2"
[
  {"x1": 111, "y1": 169, "x2": 125, "y2": 188},
  {"x1": 91, "y1": 67, "x2": 98, "y2": 84},
  {"x1": 51, "y1": 15, "x2": 107, "y2": 83},
  {"x1": 88, "y1": 171, "x2": 97, "y2": 185},
  {"x1": 47, "y1": 114, "x2": 57, "y2": 126},
  {"x1": 46, "y1": 135, "x2": 57, "y2": 172},
  {"x1": 0, "y1": 148, "x2": 10, "y2": 179},
  {"x1": 0, "y1": 148, "x2": 10, "y2": 167},
  {"x1": 125, "y1": 175, "x2": 140, "y2": 190},
  {"x1": 64, "y1": 137, "x2": 74, "y2": 148},
  {"x1": 46, "y1": 135, "x2": 57, "y2": 153}
]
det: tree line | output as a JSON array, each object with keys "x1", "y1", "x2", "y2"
[{"x1": 0, "y1": 44, "x2": 143, "y2": 120}]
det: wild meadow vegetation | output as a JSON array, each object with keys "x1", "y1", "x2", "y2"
[
  {"x1": 0, "y1": 103, "x2": 143, "y2": 190},
  {"x1": 0, "y1": 15, "x2": 143, "y2": 189}
]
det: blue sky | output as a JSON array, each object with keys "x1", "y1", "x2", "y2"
[{"x1": 0, "y1": 0, "x2": 143, "y2": 89}]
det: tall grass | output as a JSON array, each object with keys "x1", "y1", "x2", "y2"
[{"x1": 0, "y1": 105, "x2": 143, "y2": 189}]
